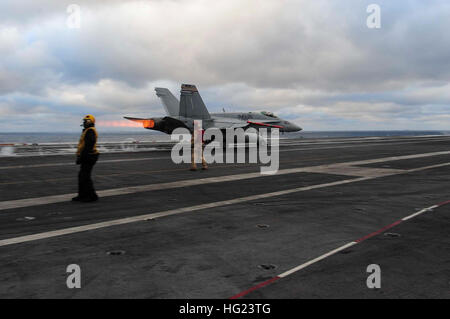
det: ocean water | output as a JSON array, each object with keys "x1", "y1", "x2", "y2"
[
  {"x1": 0, "y1": 132, "x2": 168, "y2": 144},
  {"x1": 0, "y1": 130, "x2": 448, "y2": 144},
  {"x1": 0, "y1": 130, "x2": 448, "y2": 157}
]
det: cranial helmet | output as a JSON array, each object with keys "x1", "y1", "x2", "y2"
[{"x1": 83, "y1": 114, "x2": 96, "y2": 126}]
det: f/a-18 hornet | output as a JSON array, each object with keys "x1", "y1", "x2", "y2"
[{"x1": 124, "y1": 84, "x2": 302, "y2": 139}]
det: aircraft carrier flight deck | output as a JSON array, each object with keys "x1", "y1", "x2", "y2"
[{"x1": 0, "y1": 135, "x2": 449, "y2": 299}]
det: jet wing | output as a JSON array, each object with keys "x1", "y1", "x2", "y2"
[
  {"x1": 209, "y1": 118, "x2": 284, "y2": 130},
  {"x1": 246, "y1": 120, "x2": 284, "y2": 129},
  {"x1": 209, "y1": 118, "x2": 248, "y2": 129}
]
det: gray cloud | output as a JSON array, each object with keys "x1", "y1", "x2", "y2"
[{"x1": 0, "y1": 0, "x2": 449, "y2": 131}]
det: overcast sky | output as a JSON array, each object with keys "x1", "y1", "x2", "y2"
[{"x1": 0, "y1": 0, "x2": 449, "y2": 132}]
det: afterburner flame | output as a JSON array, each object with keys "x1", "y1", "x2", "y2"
[
  {"x1": 97, "y1": 120, "x2": 141, "y2": 128},
  {"x1": 142, "y1": 119, "x2": 155, "y2": 128}
]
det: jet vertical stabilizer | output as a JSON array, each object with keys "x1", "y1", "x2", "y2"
[
  {"x1": 155, "y1": 88, "x2": 180, "y2": 117},
  {"x1": 179, "y1": 84, "x2": 211, "y2": 120}
]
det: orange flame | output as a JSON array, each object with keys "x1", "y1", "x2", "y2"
[
  {"x1": 97, "y1": 120, "x2": 142, "y2": 128},
  {"x1": 142, "y1": 120, "x2": 155, "y2": 128}
]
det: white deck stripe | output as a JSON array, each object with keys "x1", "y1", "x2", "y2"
[
  {"x1": 0, "y1": 177, "x2": 369, "y2": 247},
  {"x1": 345, "y1": 151, "x2": 450, "y2": 166},
  {"x1": 280, "y1": 139, "x2": 450, "y2": 154},
  {"x1": 1, "y1": 138, "x2": 448, "y2": 170},
  {"x1": 0, "y1": 159, "x2": 449, "y2": 247},
  {"x1": 402, "y1": 205, "x2": 439, "y2": 221},
  {"x1": 1, "y1": 151, "x2": 450, "y2": 211},
  {"x1": 278, "y1": 242, "x2": 358, "y2": 278},
  {"x1": 0, "y1": 168, "x2": 346, "y2": 210},
  {"x1": 227, "y1": 199, "x2": 448, "y2": 298},
  {"x1": 274, "y1": 202, "x2": 443, "y2": 282},
  {"x1": 0, "y1": 156, "x2": 169, "y2": 170}
]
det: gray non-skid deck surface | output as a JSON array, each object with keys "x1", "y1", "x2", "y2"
[{"x1": 0, "y1": 136, "x2": 449, "y2": 298}]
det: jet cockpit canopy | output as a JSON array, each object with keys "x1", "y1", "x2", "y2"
[{"x1": 261, "y1": 111, "x2": 278, "y2": 118}]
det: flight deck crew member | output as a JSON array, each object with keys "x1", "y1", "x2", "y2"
[
  {"x1": 72, "y1": 114, "x2": 100, "y2": 202},
  {"x1": 190, "y1": 130, "x2": 208, "y2": 171}
]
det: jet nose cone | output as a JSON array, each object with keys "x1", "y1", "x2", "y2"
[{"x1": 290, "y1": 123, "x2": 302, "y2": 132}]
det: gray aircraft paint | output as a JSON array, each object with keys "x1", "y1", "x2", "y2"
[
  {"x1": 125, "y1": 84, "x2": 302, "y2": 135},
  {"x1": 155, "y1": 88, "x2": 180, "y2": 117}
]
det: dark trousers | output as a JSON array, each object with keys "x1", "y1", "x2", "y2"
[{"x1": 78, "y1": 154, "x2": 99, "y2": 199}]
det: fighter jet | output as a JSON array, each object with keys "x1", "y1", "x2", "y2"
[{"x1": 124, "y1": 84, "x2": 302, "y2": 138}]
